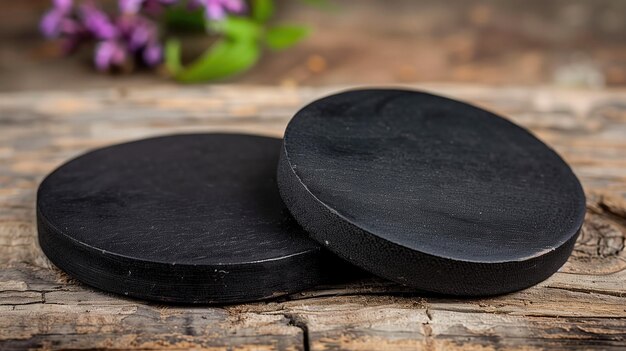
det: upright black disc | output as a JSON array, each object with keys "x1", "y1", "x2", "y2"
[
  {"x1": 37, "y1": 134, "x2": 334, "y2": 303},
  {"x1": 278, "y1": 89, "x2": 586, "y2": 296}
]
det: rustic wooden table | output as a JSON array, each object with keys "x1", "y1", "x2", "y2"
[{"x1": 1, "y1": 85, "x2": 625, "y2": 350}]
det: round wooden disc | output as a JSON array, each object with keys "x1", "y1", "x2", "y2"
[
  {"x1": 37, "y1": 134, "x2": 334, "y2": 303},
  {"x1": 278, "y1": 89, "x2": 586, "y2": 296}
]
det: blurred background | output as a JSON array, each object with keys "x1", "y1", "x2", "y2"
[{"x1": 1, "y1": 0, "x2": 625, "y2": 91}]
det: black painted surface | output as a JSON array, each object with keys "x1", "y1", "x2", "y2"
[
  {"x1": 37, "y1": 134, "x2": 335, "y2": 304},
  {"x1": 278, "y1": 89, "x2": 586, "y2": 296}
]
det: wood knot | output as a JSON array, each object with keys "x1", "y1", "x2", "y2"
[{"x1": 579, "y1": 215, "x2": 625, "y2": 258}]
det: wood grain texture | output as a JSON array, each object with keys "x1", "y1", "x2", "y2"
[{"x1": 1, "y1": 84, "x2": 626, "y2": 350}]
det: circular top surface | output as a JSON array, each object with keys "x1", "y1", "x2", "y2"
[
  {"x1": 279, "y1": 89, "x2": 585, "y2": 294},
  {"x1": 37, "y1": 134, "x2": 328, "y2": 303},
  {"x1": 39, "y1": 134, "x2": 318, "y2": 265}
]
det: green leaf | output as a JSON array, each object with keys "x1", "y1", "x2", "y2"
[
  {"x1": 164, "y1": 38, "x2": 182, "y2": 75},
  {"x1": 265, "y1": 25, "x2": 309, "y2": 50},
  {"x1": 174, "y1": 39, "x2": 260, "y2": 83},
  {"x1": 209, "y1": 16, "x2": 261, "y2": 40},
  {"x1": 164, "y1": 6, "x2": 206, "y2": 32},
  {"x1": 252, "y1": 0, "x2": 274, "y2": 23}
]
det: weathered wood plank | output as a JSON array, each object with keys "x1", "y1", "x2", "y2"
[{"x1": 0, "y1": 84, "x2": 625, "y2": 350}]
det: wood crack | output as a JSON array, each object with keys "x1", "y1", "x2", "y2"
[
  {"x1": 282, "y1": 313, "x2": 310, "y2": 351},
  {"x1": 545, "y1": 285, "x2": 626, "y2": 298}
]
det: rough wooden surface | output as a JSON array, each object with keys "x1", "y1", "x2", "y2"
[{"x1": 1, "y1": 84, "x2": 626, "y2": 350}]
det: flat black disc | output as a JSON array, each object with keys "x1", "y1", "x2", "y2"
[
  {"x1": 278, "y1": 89, "x2": 586, "y2": 296},
  {"x1": 37, "y1": 134, "x2": 334, "y2": 303}
]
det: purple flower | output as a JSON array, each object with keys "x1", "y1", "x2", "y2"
[
  {"x1": 79, "y1": 2, "x2": 118, "y2": 40},
  {"x1": 119, "y1": 0, "x2": 145, "y2": 13},
  {"x1": 40, "y1": 0, "x2": 165, "y2": 71},
  {"x1": 54, "y1": 0, "x2": 72, "y2": 10},
  {"x1": 40, "y1": 0, "x2": 75, "y2": 38},
  {"x1": 114, "y1": 14, "x2": 163, "y2": 68},
  {"x1": 117, "y1": 15, "x2": 158, "y2": 49},
  {"x1": 40, "y1": 0, "x2": 90, "y2": 55},
  {"x1": 94, "y1": 14, "x2": 163, "y2": 70},
  {"x1": 95, "y1": 40, "x2": 127, "y2": 70},
  {"x1": 143, "y1": 43, "x2": 163, "y2": 66},
  {"x1": 189, "y1": 0, "x2": 246, "y2": 20},
  {"x1": 41, "y1": 0, "x2": 247, "y2": 72}
]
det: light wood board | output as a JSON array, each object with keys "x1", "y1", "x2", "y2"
[{"x1": 1, "y1": 84, "x2": 625, "y2": 350}]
